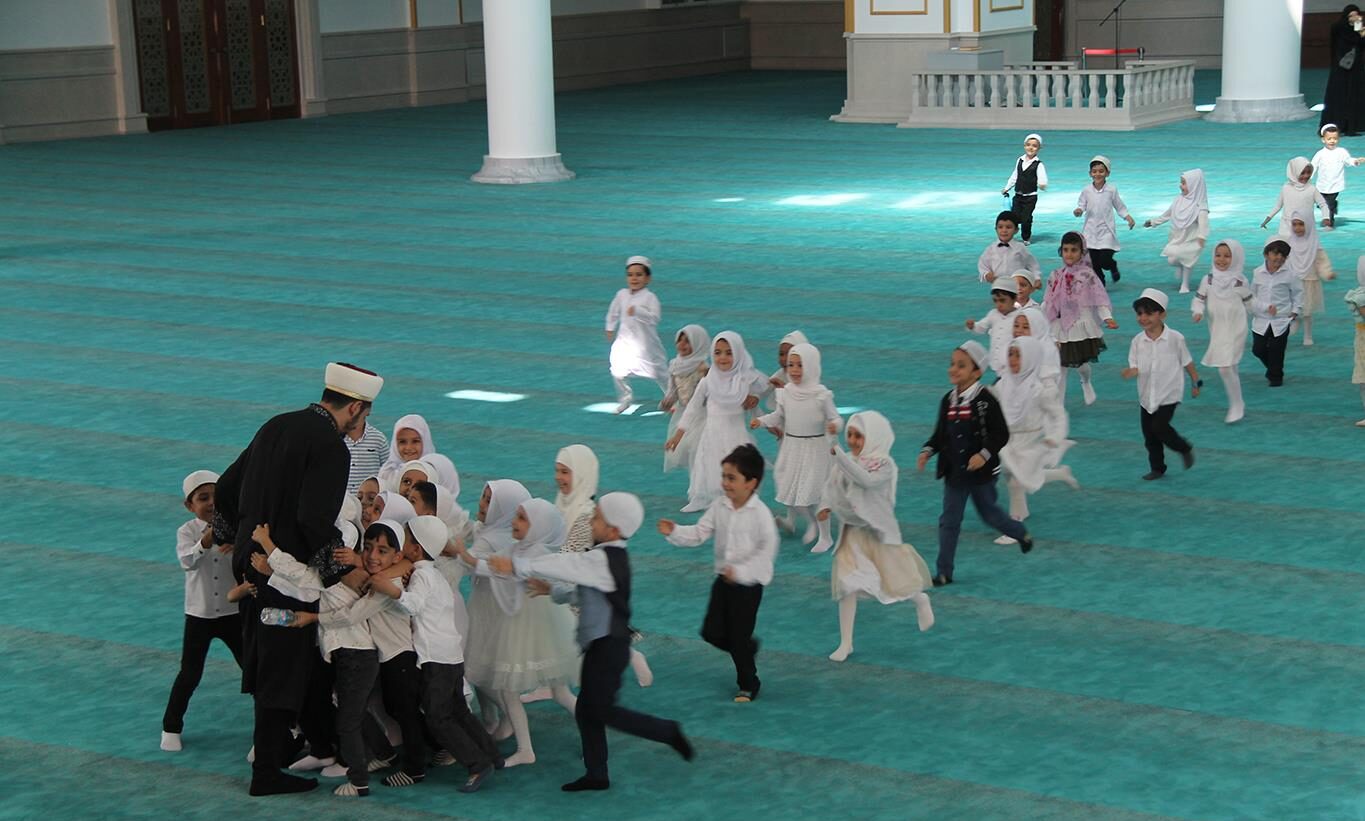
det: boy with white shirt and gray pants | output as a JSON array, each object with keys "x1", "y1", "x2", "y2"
[{"x1": 1122, "y1": 288, "x2": 1201, "y2": 481}]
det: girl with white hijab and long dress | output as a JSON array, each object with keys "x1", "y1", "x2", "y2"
[
  {"x1": 818, "y1": 411, "x2": 934, "y2": 663},
  {"x1": 1282, "y1": 209, "x2": 1336, "y2": 346},
  {"x1": 666, "y1": 330, "x2": 767, "y2": 513},
  {"x1": 605, "y1": 255, "x2": 670, "y2": 413},
  {"x1": 1144, "y1": 168, "x2": 1210, "y2": 294},
  {"x1": 1191, "y1": 238, "x2": 1254, "y2": 423},
  {"x1": 1262, "y1": 157, "x2": 1330, "y2": 235},
  {"x1": 661, "y1": 325, "x2": 711, "y2": 474},
  {"x1": 751, "y1": 342, "x2": 842, "y2": 552},
  {"x1": 994, "y1": 337, "x2": 1071, "y2": 545},
  {"x1": 378, "y1": 414, "x2": 436, "y2": 491},
  {"x1": 455, "y1": 499, "x2": 578, "y2": 768},
  {"x1": 1010, "y1": 307, "x2": 1080, "y2": 490}
]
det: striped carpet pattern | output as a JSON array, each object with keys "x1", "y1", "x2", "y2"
[{"x1": 2, "y1": 69, "x2": 1362, "y2": 821}]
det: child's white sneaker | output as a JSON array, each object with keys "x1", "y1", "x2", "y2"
[
  {"x1": 1081, "y1": 381, "x2": 1097, "y2": 406},
  {"x1": 321, "y1": 763, "x2": 349, "y2": 778},
  {"x1": 160, "y1": 732, "x2": 182, "y2": 752},
  {"x1": 993, "y1": 535, "x2": 1018, "y2": 545}
]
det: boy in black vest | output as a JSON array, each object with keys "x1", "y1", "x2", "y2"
[
  {"x1": 917, "y1": 341, "x2": 1035, "y2": 586},
  {"x1": 1002, "y1": 133, "x2": 1048, "y2": 244},
  {"x1": 488, "y1": 492, "x2": 693, "y2": 792}
]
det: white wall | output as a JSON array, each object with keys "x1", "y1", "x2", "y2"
[
  {"x1": 0, "y1": 0, "x2": 112, "y2": 50},
  {"x1": 319, "y1": 0, "x2": 409, "y2": 33}
]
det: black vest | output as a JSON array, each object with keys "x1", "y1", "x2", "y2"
[
  {"x1": 1015, "y1": 158, "x2": 1040, "y2": 196},
  {"x1": 602, "y1": 546, "x2": 632, "y2": 639}
]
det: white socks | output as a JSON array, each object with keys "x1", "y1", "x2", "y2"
[
  {"x1": 1043, "y1": 465, "x2": 1080, "y2": 489},
  {"x1": 1006, "y1": 477, "x2": 1030, "y2": 521},
  {"x1": 551, "y1": 684, "x2": 578, "y2": 716},
  {"x1": 1302, "y1": 315, "x2": 1314, "y2": 346},
  {"x1": 630, "y1": 649, "x2": 655, "y2": 687},
  {"x1": 829, "y1": 595, "x2": 857, "y2": 662},
  {"x1": 1177, "y1": 265, "x2": 1192, "y2": 293},
  {"x1": 289, "y1": 754, "x2": 335, "y2": 771},
  {"x1": 912, "y1": 592, "x2": 935, "y2": 632},
  {"x1": 810, "y1": 516, "x2": 833, "y2": 553},
  {"x1": 497, "y1": 691, "x2": 536, "y2": 767},
  {"x1": 1078, "y1": 364, "x2": 1096, "y2": 405},
  {"x1": 1220, "y1": 366, "x2": 1244, "y2": 423},
  {"x1": 321, "y1": 762, "x2": 349, "y2": 777},
  {"x1": 160, "y1": 731, "x2": 182, "y2": 752}
]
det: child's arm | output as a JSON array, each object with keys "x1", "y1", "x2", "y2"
[
  {"x1": 660, "y1": 374, "x2": 679, "y2": 412},
  {"x1": 176, "y1": 522, "x2": 215, "y2": 571},
  {"x1": 822, "y1": 392, "x2": 842, "y2": 435},
  {"x1": 978, "y1": 247, "x2": 996, "y2": 282},
  {"x1": 226, "y1": 580, "x2": 256, "y2": 602},
  {"x1": 1074, "y1": 186, "x2": 1087, "y2": 217},
  {"x1": 658, "y1": 506, "x2": 716, "y2": 547},
  {"x1": 373, "y1": 566, "x2": 433, "y2": 617},
  {"x1": 916, "y1": 397, "x2": 947, "y2": 471},
  {"x1": 604, "y1": 291, "x2": 622, "y2": 339},
  {"x1": 1037, "y1": 161, "x2": 1048, "y2": 191},
  {"x1": 1191, "y1": 279, "x2": 1208, "y2": 321},
  {"x1": 1121, "y1": 334, "x2": 1141, "y2": 379},
  {"x1": 1038, "y1": 388, "x2": 1069, "y2": 444},
  {"x1": 831, "y1": 448, "x2": 894, "y2": 489},
  {"x1": 966, "y1": 311, "x2": 994, "y2": 333},
  {"x1": 1314, "y1": 187, "x2": 1329, "y2": 215},
  {"x1": 1289, "y1": 274, "x2": 1305, "y2": 318},
  {"x1": 668, "y1": 379, "x2": 709, "y2": 450},
  {"x1": 1002, "y1": 162, "x2": 1019, "y2": 195},
  {"x1": 751, "y1": 399, "x2": 785, "y2": 433},
  {"x1": 633, "y1": 292, "x2": 661, "y2": 325},
  {"x1": 1112, "y1": 189, "x2": 1136, "y2": 229},
  {"x1": 498, "y1": 549, "x2": 615, "y2": 596},
  {"x1": 1144, "y1": 204, "x2": 1172, "y2": 229},
  {"x1": 1262, "y1": 191, "x2": 1284, "y2": 228},
  {"x1": 319, "y1": 587, "x2": 395, "y2": 630},
  {"x1": 974, "y1": 398, "x2": 1011, "y2": 471}
]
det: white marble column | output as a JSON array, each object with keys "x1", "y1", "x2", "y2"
[
  {"x1": 471, "y1": 0, "x2": 573, "y2": 184},
  {"x1": 108, "y1": 0, "x2": 149, "y2": 135},
  {"x1": 294, "y1": 0, "x2": 328, "y2": 118},
  {"x1": 1206, "y1": 0, "x2": 1312, "y2": 122}
]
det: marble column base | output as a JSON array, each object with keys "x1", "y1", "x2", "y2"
[
  {"x1": 1205, "y1": 94, "x2": 1313, "y2": 123},
  {"x1": 471, "y1": 154, "x2": 575, "y2": 184}
]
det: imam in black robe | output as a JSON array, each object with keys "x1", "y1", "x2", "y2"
[{"x1": 1322, "y1": 5, "x2": 1365, "y2": 135}]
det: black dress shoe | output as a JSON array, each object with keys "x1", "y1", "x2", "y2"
[
  {"x1": 1019, "y1": 533, "x2": 1034, "y2": 554},
  {"x1": 249, "y1": 773, "x2": 318, "y2": 797},
  {"x1": 562, "y1": 776, "x2": 611, "y2": 792},
  {"x1": 932, "y1": 574, "x2": 953, "y2": 587},
  {"x1": 1142, "y1": 471, "x2": 1165, "y2": 481},
  {"x1": 458, "y1": 764, "x2": 493, "y2": 794},
  {"x1": 1111, "y1": 269, "x2": 1121, "y2": 283},
  {"x1": 1181, "y1": 449, "x2": 1195, "y2": 470}
]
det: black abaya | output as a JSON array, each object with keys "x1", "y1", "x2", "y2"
[{"x1": 1322, "y1": 7, "x2": 1365, "y2": 135}]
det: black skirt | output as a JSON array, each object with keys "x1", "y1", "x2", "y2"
[{"x1": 1059, "y1": 337, "x2": 1107, "y2": 367}]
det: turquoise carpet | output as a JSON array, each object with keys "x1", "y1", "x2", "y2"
[{"x1": 2, "y1": 70, "x2": 1363, "y2": 821}]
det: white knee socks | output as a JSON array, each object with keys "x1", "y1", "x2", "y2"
[
  {"x1": 551, "y1": 684, "x2": 578, "y2": 715},
  {"x1": 497, "y1": 692, "x2": 536, "y2": 767},
  {"x1": 1078, "y1": 363, "x2": 1096, "y2": 405},
  {"x1": 811, "y1": 515, "x2": 834, "y2": 553},
  {"x1": 629, "y1": 649, "x2": 654, "y2": 687},
  {"x1": 1177, "y1": 264, "x2": 1192, "y2": 293},
  {"x1": 830, "y1": 595, "x2": 857, "y2": 662},
  {"x1": 1006, "y1": 477, "x2": 1030, "y2": 521},
  {"x1": 1302, "y1": 315, "x2": 1314, "y2": 346},
  {"x1": 1220, "y1": 365, "x2": 1244, "y2": 423}
]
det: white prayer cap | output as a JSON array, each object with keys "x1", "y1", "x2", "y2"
[
  {"x1": 1321, "y1": 122, "x2": 1339, "y2": 136},
  {"x1": 408, "y1": 515, "x2": 448, "y2": 559},
  {"x1": 1138, "y1": 288, "x2": 1169, "y2": 310},
  {"x1": 597, "y1": 492, "x2": 644, "y2": 540},
  {"x1": 338, "y1": 520, "x2": 359, "y2": 549},
  {"x1": 625, "y1": 255, "x2": 653, "y2": 272},
  {"x1": 990, "y1": 277, "x2": 1020, "y2": 295},
  {"x1": 370, "y1": 519, "x2": 404, "y2": 550},
  {"x1": 1024, "y1": 132, "x2": 1043, "y2": 146},
  {"x1": 1012, "y1": 268, "x2": 1042, "y2": 286},
  {"x1": 182, "y1": 470, "x2": 219, "y2": 499},
  {"x1": 957, "y1": 340, "x2": 989, "y2": 371},
  {"x1": 1090, "y1": 154, "x2": 1111, "y2": 171},
  {"x1": 325, "y1": 362, "x2": 383, "y2": 402}
]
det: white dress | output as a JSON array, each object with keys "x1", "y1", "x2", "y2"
[
  {"x1": 1149, "y1": 210, "x2": 1209, "y2": 268},
  {"x1": 472, "y1": 551, "x2": 579, "y2": 693},
  {"x1": 1078, "y1": 183, "x2": 1130, "y2": 251},
  {"x1": 754, "y1": 387, "x2": 840, "y2": 507},
  {"x1": 1268, "y1": 182, "x2": 1328, "y2": 235},
  {"x1": 1190, "y1": 272, "x2": 1251, "y2": 367},
  {"x1": 998, "y1": 387, "x2": 1071, "y2": 493},
  {"x1": 680, "y1": 378, "x2": 756, "y2": 510},
  {"x1": 821, "y1": 452, "x2": 931, "y2": 604},
  {"x1": 663, "y1": 364, "x2": 706, "y2": 473},
  {"x1": 605, "y1": 287, "x2": 668, "y2": 383}
]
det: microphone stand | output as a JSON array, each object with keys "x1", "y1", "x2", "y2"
[{"x1": 1098, "y1": 0, "x2": 1130, "y2": 68}]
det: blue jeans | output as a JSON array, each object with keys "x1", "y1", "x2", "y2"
[{"x1": 935, "y1": 477, "x2": 1028, "y2": 578}]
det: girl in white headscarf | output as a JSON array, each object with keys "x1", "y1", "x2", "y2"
[
  {"x1": 661, "y1": 325, "x2": 711, "y2": 474},
  {"x1": 752, "y1": 342, "x2": 842, "y2": 552},
  {"x1": 666, "y1": 330, "x2": 767, "y2": 512},
  {"x1": 464, "y1": 499, "x2": 578, "y2": 768},
  {"x1": 423, "y1": 452, "x2": 461, "y2": 502},
  {"x1": 1010, "y1": 310, "x2": 1079, "y2": 489},
  {"x1": 1262, "y1": 157, "x2": 1330, "y2": 236},
  {"x1": 378, "y1": 414, "x2": 435, "y2": 491},
  {"x1": 1144, "y1": 168, "x2": 1210, "y2": 294},
  {"x1": 995, "y1": 338, "x2": 1071, "y2": 544},
  {"x1": 818, "y1": 411, "x2": 934, "y2": 663},
  {"x1": 371, "y1": 491, "x2": 415, "y2": 527},
  {"x1": 760, "y1": 330, "x2": 810, "y2": 411},
  {"x1": 1191, "y1": 238, "x2": 1254, "y2": 423},
  {"x1": 1283, "y1": 209, "x2": 1336, "y2": 346}
]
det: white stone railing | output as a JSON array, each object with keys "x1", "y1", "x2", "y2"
[{"x1": 901, "y1": 60, "x2": 1197, "y2": 131}]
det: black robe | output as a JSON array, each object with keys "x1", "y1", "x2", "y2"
[
  {"x1": 1322, "y1": 17, "x2": 1365, "y2": 135},
  {"x1": 214, "y1": 403, "x2": 350, "y2": 710}
]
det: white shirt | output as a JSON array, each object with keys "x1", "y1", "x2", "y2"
[
  {"x1": 176, "y1": 518, "x2": 237, "y2": 619},
  {"x1": 665, "y1": 493, "x2": 778, "y2": 586},
  {"x1": 605, "y1": 286, "x2": 668, "y2": 380},
  {"x1": 266, "y1": 550, "x2": 375, "y2": 662},
  {"x1": 971, "y1": 306, "x2": 1018, "y2": 374},
  {"x1": 1078, "y1": 183, "x2": 1131, "y2": 251},
  {"x1": 1313, "y1": 146, "x2": 1356, "y2": 195},
  {"x1": 1250, "y1": 265, "x2": 1305, "y2": 335},
  {"x1": 1004, "y1": 154, "x2": 1048, "y2": 195},
  {"x1": 345, "y1": 422, "x2": 389, "y2": 492},
  {"x1": 1128, "y1": 326, "x2": 1193, "y2": 413},
  {"x1": 396, "y1": 561, "x2": 464, "y2": 666},
  {"x1": 320, "y1": 585, "x2": 413, "y2": 663},
  {"x1": 977, "y1": 240, "x2": 1041, "y2": 283}
]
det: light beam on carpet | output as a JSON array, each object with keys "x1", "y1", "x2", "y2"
[
  {"x1": 778, "y1": 193, "x2": 867, "y2": 206},
  {"x1": 713, "y1": 197, "x2": 745, "y2": 202},
  {"x1": 893, "y1": 192, "x2": 996, "y2": 210},
  {"x1": 445, "y1": 389, "x2": 526, "y2": 403},
  {"x1": 584, "y1": 402, "x2": 641, "y2": 414}
]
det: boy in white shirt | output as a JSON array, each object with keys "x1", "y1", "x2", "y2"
[
  {"x1": 659, "y1": 444, "x2": 777, "y2": 703},
  {"x1": 1121, "y1": 289, "x2": 1201, "y2": 481},
  {"x1": 965, "y1": 277, "x2": 1021, "y2": 376},
  {"x1": 977, "y1": 211, "x2": 1041, "y2": 283},
  {"x1": 1075, "y1": 155, "x2": 1136, "y2": 284},
  {"x1": 1311, "y1": 124, "x2": 1363, "y2": 229},
  {"x1": 160, "y1": 470, "x2": 250, "y2": 753},
  {"x1": 1012, "y1": 269, "x2": 1042, "y2": 311},
  {"x1": 605, "y1": 255, "x2": 669, "y2": 413},
  {"x1": 1250, "y1": 238, "x2": 1304, "y2": 387},
  {"x1": 369, "y1": 516, "x2": 501, "y2": 793}
]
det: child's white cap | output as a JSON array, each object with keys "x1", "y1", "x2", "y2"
[
  {"x1": 1090, "y1": 154, "x2": 1111, "y2": 172},
  {"x1": 371, "y1": 519, "x2": 404, "y2": 550},
  {"x1": 324, "y1": 362, "x2": 384, "y2": 403},
  {"x1": 1012, "y1": 268, "x2": 1042, "y2": 286},
  {"x1": 957, "y1": 340, "x2": 989, "y2": 371},
  {"x1": 182, "y1": 470, "x2": 219, "y2": 499},
  {"x1": 625, "y1": 255, "x2": 653, "y2": 272},
  {"x1": 1138, "y1": 288, "x2": 1169, "y2": 310},
  {"x1": 1025, "y1": 132, "x2": 1043, "y2": 146},
  {"x1": 338, "y1": 520, "x2": 360, "y2": 550},
  {"x1": 1321, "y1": 122, "x2": 1339, "y2": 136},
  {"x1": 409, "y1": 515, "x2": 448, "y2": 559},
  {"x1": 990, "y1": 277, "x2": 1020, "y2": 295},
  {"x1": 598, "y1": 492, "x2": 644, "y2": 539}
]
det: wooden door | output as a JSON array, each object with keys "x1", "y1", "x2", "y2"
[{"x1": 132, "y1": 0, "x2": 299, "y2": 131}]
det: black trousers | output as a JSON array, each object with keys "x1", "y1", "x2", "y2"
[
  {"x1": 1252, "y1": 325, "x2": 1290, "y2": 385},
  {"x1": 1324, "y1": 192, "x2": 1340, "y2": 221},
  {"x1": 379, "y1": 651, "x2": 427, "y2": 777},
  {"x1": 298, "y1": 653, "x2": 336, "y2": 760},
  {"x1": 332, "y1": 648, "x2": 380, "y2": 787},
  {"x1": 1011, "y1": 193, "x2": 1039, "y2": 241},
  {"x1": 1140, "y1": 403, "x2": 1191, "y2": 474},
  {"x1": 701, "y1": 577, "x2": 763, "y2": 694},
  {"x1": 1088, "y1": 248, "x2": 1118, "y2": 283},
  {"x1": 162, "y1": 613, "x2": 243, "y2": 733},
  {"x1": 419, "y1": 662, "x2": 497, "y2": 772},
  {"x1": 577, "y1": 634, "x2": 680, "y2": 781}
]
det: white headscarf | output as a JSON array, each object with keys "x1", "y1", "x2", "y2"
[
  {"x1": 1287, "y1": 157, "x2": 1311, "y2": 190},
  {"x1": 999, "y1": 336, "x2": 1043, "y2": 427},
  {"x1": 1208, "y1": 238, "x2": 1246, "y2": 288},
  {"x1": 399, "y1": 460, "x2": 439, "y2": 486},
  {"x1": 423, "y1": 452, "x2": 460, "y2": 500},
  {"x1": 554, "y1": 444, "x2": 599, "y2": 527},
  {"x1": 1283, "y1": 209, "x2": 1320, "y2": 277},
  {"x1": 704, "y1": 330, "x2": 761, "y2": 406},
  {"x1": 490, "y1": 498, "x2": 566, "y2": 616},
  {"x1": 1169, "y1": 168, "x2": 1209, "y2": 230},
  {"x1": 1013, "y1": 306, "x2": 1061, "y2": 384},
  {"x1": 780, "y1": 330, "x2": 810, "y2": 348},
  {"x1": 669, "y1": 324, "x2": 711, "y2": 377},
  {"x1": 383, "y1": 414, "x2": 435, "y2": 475},
  {"x1": 781, "y1": 342, "x2": 825, "y2": 400},
  {"x1": 846, "y1": 410, "x2": 896, "y2": 496},
  {"x1": 374, "y1": 492, "x2": 415, "y2": 526},
  {"x1": 472, "y1": 479, "x2": 531, "y2": 557}
]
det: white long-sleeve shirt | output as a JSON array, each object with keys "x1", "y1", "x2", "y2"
[
  {"x1": 176, "y1": 518, "x2": 237, "y2": 619},
  {"x1": 319, "y1": 585, "x2": 413, "y2": 663},
  {"x1": 1078, "y1": 183, "x2": 1131, "y2": 251},
  {"x1": 1004, "y1": 155, "x2": 1048, "y2": 195},
  {"x1": 605, "y1": 286, "x2": 668, "y2": 381},
  {"x1": 395, "y1": 561, "x2": 463, "y2": 666},
  {"x1": 1127, "y1": 327, "x2": 1193, "y2": 413},
  {"x1": 1313, "y1": 146, "x2": 1357, "y2": 195},
  {"x1": 665, "y1": 493, "x2": 778, "y2": 586},
  {"x1": 977, "y1": 240, "x2": 1041, "y2": 283},
  {"x1": 267, "y1": 550, "x2": 375, "y2": 662},
  {"x1": 971, "y1": 306, "x2": 1019, "y2": 374},
  {"x1": 1250, "y1": 265, "x2": 1305, "y2": 335}
]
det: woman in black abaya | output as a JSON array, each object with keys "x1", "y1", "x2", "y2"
[{"x1": 1322, "y1": 5, "x2": 1365, "y2": 135}]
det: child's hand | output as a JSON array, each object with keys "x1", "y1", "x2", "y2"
[
  {"x1": 227, "y1": 580, "x2": 257, "y2": 602},
  {"x1": 966, "y1": 454, "x2": 987, "y2": 471},
  {"x1": 916, "y1": 451, "x2": 931, "y2": 471},
  {"x1": 769, "y1": 427, "x2": 784, "y2": 439},
  {"x1": 1192, "y1": 313, "x2": 1203, "y2": 323},
  {"x1": 1268, "y1": 304, "x2": 1278, "y2": 316},
  {"x1": 200, "y1": 527, "x2": 215, "y2": 549},
  {"x1": 1260, "y1": 217, "x2": 1271, "y2": 229},
  {"x1": 527, "y1": 578, "x2": 552, "y2": 597},
  {"x1": 1104, "y1": 318, "x2": 1119, "y2": 329},
  {"x1": 1120, "y1": 367, "x2": 1140, "y2": 379},
  {"x1": 742, "y1": 395, "x2": 759, "y2": 410},
  {"x1": 486, "y1": 555, "x2": 514, "y2": 575},
  {"x1": 965, "y1": 318, "x2": 976, "y2": 330},
  {"x1": 749, "y1": 418, "x2": 762, "y2": 429},
  {"x1": 984, "y1": 271, "x2": 997, "y2": 283},
  {"x1": 1197, "y1": 238, "x2": 1206, "y2": 248},
  {"x1": 1191, "y1": 381, "x2": 1201, "y2": 398},
  {"x1": 660, "y1": 398, "x2": 675, "y2": 413},
  {"x1": 1073, "y1": 207, "x2": 1084, "y2": 217},
  {"x1": 768, "y1": 377, "x2": 784, "y2": 388},
  {"x1": 1125, "y1": 216, "x2": 1136, "y2": 230},
  {"x1": 1143, "y1": 219, "x2": 1153, "y2": 228},
  {"x1": 250, "y1": 552, "x2": 272, "y2": 576},
  {"x1": 722, "y1": 566, "x2": 737, "y2": 584},
  {"x1": 626, "y1": 306, "x2": 635, "y2": 316},
  {"x1": 664, "y1": 432, "x2": 683, "y2": 452},
  {"x1": 657, "y1": 519, "x2": 676, "y2": 536},
  {"x1": 1324, "y1": 268, "x2": 1337, "y2": 281},
  {"x1": 604, "y1": 330, "x2": 614, "y2": 342},
  {"x1": 826, "y1": 421, "x2": 839, "y2": 435},
  {"x1": 216, "y1": 542, "x2": 234, "y2": 555},
  {"x1": 817, "y1": 509, "x2": 831, "y2": 522},
  {"x1": 334, "y1": 547, "x2": 361, "y2": 567},
  {"x1": 252, "y1": 523, "x2": 275, "y2": 552},
  {"x1": 1002, "y1": 189, "x2": 1010, "y2": 197}
]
